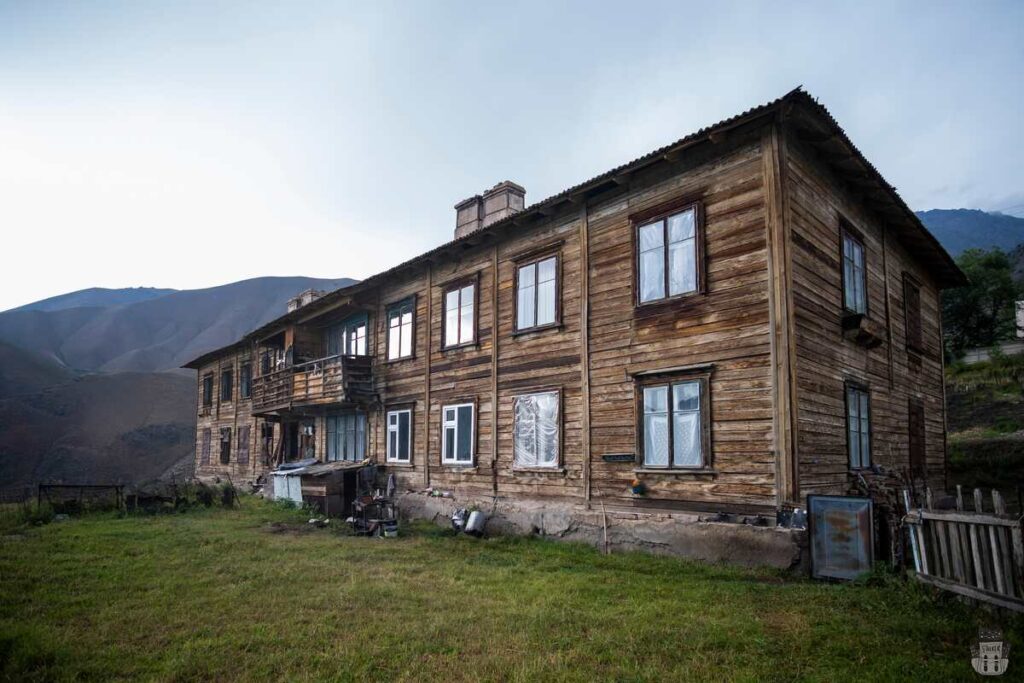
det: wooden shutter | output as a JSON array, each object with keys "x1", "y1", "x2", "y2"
[
  {"x1": 200, "y1": 428, "x2": 211, "y2": 465},
  {"x1": 903, "y1": 275, "x2": 922, "y2": 352},
  {"x1": 237, "y1": 425, "x2": 250, "y2": 465},
  {"x1": 908, "y1": 398, "x2": 926, "y2": 477},
  {"x1": 220, "y1": 427, "x2": 231, "y2": 464}
]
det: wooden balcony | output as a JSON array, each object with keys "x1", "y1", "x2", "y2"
[{"x1": 252, "y1": 354, "x2": 374, "y2": 415}]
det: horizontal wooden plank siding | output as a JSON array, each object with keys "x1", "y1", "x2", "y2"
[
  {"x1": 586, "y1": 135, "x2": 776, "y2": 508},
  {"x1": 786, "y1": 131, "x2": 947, "y2": 496}
]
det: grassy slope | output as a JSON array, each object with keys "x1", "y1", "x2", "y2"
[
  {"x1": 945, "y1": 353, "x2": 1024, "y2": 500},
  {"x1": 0, "y1": 500, "x2": 1015, "y2": 682}
]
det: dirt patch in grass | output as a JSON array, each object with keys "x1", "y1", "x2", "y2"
[{"x1": 263, "y1": 521, "x2": 318, "y2": 535}]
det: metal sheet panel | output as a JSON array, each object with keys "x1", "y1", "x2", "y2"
[{"x1": 808, "y1": 495, "x2": 873, "y2": 581}]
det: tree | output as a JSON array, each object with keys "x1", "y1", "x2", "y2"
[{"x1": 942, "y1": 248, "x2": 1022, "y2": 358}]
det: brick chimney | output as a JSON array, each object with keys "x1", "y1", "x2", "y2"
[
  {"x1": 287, "y1": 288, "x2": 325, "y2": 312},
  {"x1": 454, "y1": 181, "x2": 525, "y2": 239}
]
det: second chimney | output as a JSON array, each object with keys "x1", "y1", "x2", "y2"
[{"x1": 454, "y1": 181, "x2": 525, "y2": 239}]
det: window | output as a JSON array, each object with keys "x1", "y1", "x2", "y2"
[
  {"x1": 846, "y1": 384, "x2": 871, "y2": 469},
  {"x1": 640, "y1": 378, "x2": 708, "y2": 469},
  {"x1": 202, "y1": 374, "x2": 213, "y2": 407},
  {"x1": 387, "y1": 409, "x2": 412, "y2": 463},
  {"x1": 513, "y1": 391, "x2": 560, "y2": 468},
  {"x1": 637, "y1": 204, "x2": 701, "y2": 304},
  {"x1": 200, "y1": 428, "x2": 211, "y2": 464},
  {"x1": 237, "y1": 425, "x2": 251, "y2": 465},
  {"x1": 443, "y1": 281, "x2": 475, "y2": 348},
  {"x1": 219, "y1": 427, "x2": 231, "y2": 465},
  {"x1": 326, "y1": 413, "x2": 366, "y2": 462},
  {"x1": 260, "y1": 350, "x2": 273, "y2": 375},
  {"x1": 442, "y1": 403, "x2": 474, "y2": 464},
  {"x1": 908, "y1": 398, "x2": 926, "y2": 477},
  {"x1": 240, "y1": 363, "x2": 252, "y2": 399},
  {"x1": 328, "y1": 316, "x2": 368, "y2": 356},
  {"x1": 387, "y1": 299, "x2": 415, "y2": 360},
  {"x1": 903, "y1": 275, "x2": 923, "y2": 352},
  {"x1": 220, "y1": 369, "x2": 233, "y2": 402},
  {"x1": 841, "y1": 228, "x2": 867, "y2": 315},
  {"x1": 516, "y1": 255, "x2": 558, "y2": 331}
]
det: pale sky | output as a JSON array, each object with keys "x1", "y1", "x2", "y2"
[{"x1": 0, "y1": 1, "x2": 1021, "y2": 311}]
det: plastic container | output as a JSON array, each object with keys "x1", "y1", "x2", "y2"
[{"x1": 465, "y1": 510, "x2": 486, "y2": 536}]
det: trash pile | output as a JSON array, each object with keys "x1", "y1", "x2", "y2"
[{"x1": 450, "y1": 508, "x2": 487, "y2": 537}]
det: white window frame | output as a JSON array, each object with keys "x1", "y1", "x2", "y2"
[
  {"x1": 513, "y1": 390, "x2": 560, "y2": 469},
  {"x1": 441, "y1": 402, "x2": 475, "y2": 465},
  {"x1": 386, "y1": 408, "x2": 412, "y2": 463}
]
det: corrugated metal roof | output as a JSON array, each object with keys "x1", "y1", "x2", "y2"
[{"x1": 183, "y1": 87, "x2": 965, "y2": 369}]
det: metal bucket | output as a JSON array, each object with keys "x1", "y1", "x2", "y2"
[
  {"x1": 465, "y1": 510, "x2": 486, "y2": 536},
  {"x1": 382, "y1": 520, "x2": 398, "y2": 538}
]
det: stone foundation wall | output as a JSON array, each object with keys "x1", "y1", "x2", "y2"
[{"x1": 398, "y1": 492, "x2": 807, "y2": 571}]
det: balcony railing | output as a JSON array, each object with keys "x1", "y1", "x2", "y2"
[{"x1": 252, "y1": 354, "x2": 374, "y2": 413}]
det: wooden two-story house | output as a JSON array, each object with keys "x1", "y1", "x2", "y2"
[{"x1": 184, "y1": 89, "x2": 964, "y2": 564}]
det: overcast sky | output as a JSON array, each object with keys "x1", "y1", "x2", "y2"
[{"x1": 0, "y1": 1, "x2": 1021, "y2": 311}]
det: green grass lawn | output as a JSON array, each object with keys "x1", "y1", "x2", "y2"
[{"x1": 0, "y1": 499, "x2": 1018, "y2": 682}]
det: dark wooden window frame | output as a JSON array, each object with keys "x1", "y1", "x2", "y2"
[
  {"x1": 630, "y1": 197, "x2": 707, "y2": 309},
  {"x1": 440, "y1": 397, "x2": 477, "y2": 466},
  {"x1": 634, "y1": 368, "x2": 713, "y2": 472},
  {"x1": 511, "y1": 386, "x2": 564, "y2": 472},
  {"x1": 220, "y1": 368, "x2": 233, "y2": 403},
  {"x1": 325, "y1": 412, "x2": 367, "y2": 463},
  {"x1": 513, "y1": 249, "x2": 562, "y2": 335},
  {"x1": 219, "y1": 427, "x2": 231, "y2": 465},
  {"x1": 327, "y1": 313, "x2": 370, "y2": 357},
  {"x1": 902, "y1": 272, "x2": 924, "y2": 354},
  {"x1": 200, "y1": 427, "x2": 212, "y2": 464},
  {"x1": 908, "y1": 396, "x2": 926, "y2": 478},
  {"x1": 844, "y1": 379, "x2": 872, "y2": 470},
  {"x1": 202, "y1": 373, "x2": 213, "y2": 407},
  {"x1": 385, "y1": 405, "x2": 415, "y2": 464},
  {"x1": 441, "y1": 273, "x2": 480, "y2": 351},
  {"x1": 239, "y1": 362, "x2": 252, "y2": 400},
  {"x1": 385, "y1": 295, "x2": 417, "y2": 362},
  {"x1": 839, "y1": 220, "x2": 869, "y2": 318},
  {"x1": 237, "y1": 425, "x2": 251, "y2": 465}
]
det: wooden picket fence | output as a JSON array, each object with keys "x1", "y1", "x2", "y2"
[{"x1": 903, "y1": 486, "x2": 1024, "y2": 612}]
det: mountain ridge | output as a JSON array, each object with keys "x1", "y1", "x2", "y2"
[
  {"x1": 0, "y1": 276, "x2": 356, "y2": 373},
  {"x1": 6, "y1": 287, "x2": 178, "y2": 314},
  {"x1": 916, "y1": 208, "x2": 1024, "y2": 257}
]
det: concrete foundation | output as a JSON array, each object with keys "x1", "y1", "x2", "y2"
[{"x1": 398, "y1": 492, "x2": 806, "y2": 570}]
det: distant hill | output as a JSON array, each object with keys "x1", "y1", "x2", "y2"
[
  {"x1": 0, "y1": 275, "x2": 355, "y2": 488},
  {"x1": 0, "y1": 276, "x2": 356, "y2": 373},
  {"x1": 0, "y1": 371, "x2": 197, "y2": 489},
  {"x1": 916, "y1": 209, "x2": 1024, "y2": 256},
  {"x1": 6, "y1": 287, "x2": 177, "y2": 314},
  {"x1": 0, "y1": 342, "x2": 76, "y2": 399}
]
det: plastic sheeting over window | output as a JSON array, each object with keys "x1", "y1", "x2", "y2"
[{"x1": 513, "y1": 391, "x2": 559, "y2": 468}]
